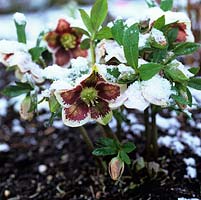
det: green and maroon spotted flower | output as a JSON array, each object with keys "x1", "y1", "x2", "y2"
[
  {"x1": 55, "y1": 71, "x2": 120, "y2": 127},
  {"x1": 44, "y1": 19, "x2": 87, "y2": 67}
]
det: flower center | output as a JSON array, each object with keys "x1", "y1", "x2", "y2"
[
  {"x1": 60, "y1": 33, "x2": 77, "y2": 50},
  {"x1": 80, "y1": 87, "x2": 98, "y2": 105}
]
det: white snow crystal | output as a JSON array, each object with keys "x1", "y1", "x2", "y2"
[
  {"x1": 0, "y1": 98, "x2": 8, "y2": 116},
  {"x1": 139, "y1": 33, "x2": 150, "y2": 48},
  {"x1": 183, "y1": 158, "x2": 196, "y2": 166},
  {"x1": 38, "y1": 164, "x2": 47, "y2": 174},
  {"x1": 141, "y1": 75, "x2": 173, "y2": 107},
  {"x1": 186, "y1": 166, "x2": 197, "y2": 179},
  {"x1": 0, "y1": 143, "x2": 10, "y2": 152},
  {"x1": 13, "y1": 12, "x2": 26, "y2": 25},
  {"x1": 151, "y1": 28, "x2": 166, "y2": 44}
]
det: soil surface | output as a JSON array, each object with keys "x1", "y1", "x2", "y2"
[{"x1": 0, "y1": 66, "x2": 201, "y2": 200}]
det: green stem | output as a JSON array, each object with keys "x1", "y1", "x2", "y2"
[
  {"x1": 103, "y1": 125, "x2": 120, "y2": 142},
  {"x1": 144, "y1": 107, "x2": 151, "y2": 160},
  {"x1": 79, "y1": 126, "x2": 94, "y2": 151},
  {"x1": 90, "y1": 39, "x2": 96, "y2": 65}
]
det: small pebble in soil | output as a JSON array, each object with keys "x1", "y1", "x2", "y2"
[
  {"x1": 4, "y1": 189, "x2": 11, "y2": 197},
  {"x1": 38, "y1": 164, "x2": 47, "y2": 174},
  {"x1": 0, "y1": 143, "x2": 10, "y2": 152}
]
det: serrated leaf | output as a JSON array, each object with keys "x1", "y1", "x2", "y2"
[
  {"x1": 80, "y1": 38, "x2": 90, "y2": 50},
  {"x1": 111, "y1": 19, "x2": 126, "y2": 45},
  {"x1": 49, "y1": 94, "x2": 61, "y2": 113},
  {"x1": 14, "y1": 20, "x2": 26, "y2": 44},
  {"x1": 79, "y1": 9, "x2": 93, "y2": 34},
  {"x1": 29, "y1": 47, "x2": 46, "y2": 61},
  {"x1": 139, "y1": 63, "x2": 164, "y2": 80},
  {"x1": 160, "y1": 0, "x2": 173, "y2": 11},
  {"x1": 92, "y1": 147, "x2": 117, "y2": 156},
  {"x1": 173, "y1": 42, "x2": 200, "y2": 56},
  {"x1": 90, "y1": 0, "x2": 108, "y2": 32},
  {"x1": 97, "y1": 137, "x2": 115, "y2": 147},
  {"x1": 165, "y1": 67, "x2": 189, "y2": 83},
  {"x1": 98, "y1": 111, "x2": 113, "y2": 125},
  {"x1": 188, "y1": 78, "x2": 201, "y2": 90},
  {"x1": 96, "y1": 26, "x2": 112, "y2": 40},
  {"x1": 153, "y1": 15, "x2": 165, "y2": 30},
  {"x1": 72, "y1": 27, "x2": 90, "y2": 37},
  {"x1": 122, "y1": 142, "x2": 136, "y2": 153},
  {"x1": 119, "y1": 150, "x2": 131, "y2": 165},
  {"x1": 145, "y1": 0, "x2": 157, "y2": 7},
  {"x1": 123, "y1": 24, "x2": 139, "y2": 70}
]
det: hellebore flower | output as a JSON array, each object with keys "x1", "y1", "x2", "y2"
[
  {"x1": 45, "y1": 19, "x2": 88, "y2": 67},
  {"x1": 55, "y1": 69, "x2": 120, "y2": 127},
  {"x1": 109, "y1": 157, "x2": 125, "y2": 181}
]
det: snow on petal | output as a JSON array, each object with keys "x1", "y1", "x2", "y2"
[
  {"x1": 124, "y1": 81, "x2": 150, "y2": 111},
  {"x1": 141, "y1": 75, "x2": 172, "y2": 107}
]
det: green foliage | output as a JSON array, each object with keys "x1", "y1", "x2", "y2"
[
  {"x1": 188, "y1": 78, "x2": 201, "y2": 90},
  {"x1": 92, "y1": 147, "x2": 117, "y2": 156},
  {"x1": 96, "y1": 27, "x2": 112, "y2": 40},
  {"x1": 29, "y1": 47, "x2": 46, "y2": 62},
  {"x1": 14, "y1": 20, "x2": 27, "y2": 44},
  {"x1": 2, "y1": 82, "x2": 34, "y2": 98},
  {"x1": 188, "y1": 67, "x2": 200, "y2": 75},
  {"x1": 139, "y1": 63, "x2": 164, "y2": 80},
  {"x1": 122, "y1": 142, "x2": 136, "y2": 153},
  {"x1": 145, "y1": 0, "x2": 157, "y2": 7},
  {"x1": 49, "y1": 94, "x2": 61, "y2": 113},
  {"x1": 153, "y1": 15, "x2": 165, "y2": 30},
  {"x1": 111, "y1": 19, "x2": 126, "y2": 45},
  {"x1": 79, "y1": 9, "x2": 93, "y2": 34},
  {"x1": 80, "y1": 38, "x2": 90, "y2": 50},
  {"x1": 123, "y1": 24, "x2": 139, "y2": 70},
  {"x1": 173, "y1": 42, "x2": 200, "y2": 56},
  {"x1": 171, "y1": 94, "x2": 189, "y2": 105},
  {"x1": 119, "y1": 150, "x2": 131, "y2": 165},
  {"x1": 160, "y1": 0, "x2": 173, "y2": 11}
]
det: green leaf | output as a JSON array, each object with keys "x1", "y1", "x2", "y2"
[
  {"x1": 90, "y1": 0, "x2": 108, "y2": 32},
  {"x1": 145, "y1": 0, "x2": 157, "y2": 7},
  {"x1": 111, "y1": 19, "x2": 126, "y2": 45},
  {"x1": 139, "y1": 63, "x2": 164, "y2": 80},
  {"x1": 36, "y1": 31, "x2": 46, "y2": 47},
  {"x1": 80, "y1": 38, "x2": 90, "y2": 50},
  {"x1": 165, "y1": 67, "x2": 189, "y2": 83},
  {"x1": 92, "y1": 147, "x2": 117, "y2": 156},
  {"x1": 173, "y1": 42, "x2": 200, "y2": 56},
  {"x1": 160, "y1": 0, "x2": 173, "y2": 11},
  {"x1": 29, "y1": 47, "x2": 46, "y2": 61},
  {"x1": 2, "y1": 85, "x2": 31, "y2": 98},
  {"x1": 186, "y1": 87, "x2": 193, "y2": 106},
  {"x1": 107, "y1": 68, "x2": 120, "y2": 78},
  {"x1": 123, "y1": 23, "x2": 139, "y2": 70},
  {"x1": 188, "y1": 67, "x2": 200, "y2": 75},
  {"x1": 171, "y1": 94, "x2": 189, "y2": 105},
  {"x1": 72, "y1": 27, "x2": 90, "y2": 37},
  {"x1": 97, "y1": 137, "x2": 116, "y2": 147},
  {"x1": 98, "y1": 111, "x2": 113, "y2": 125},
  {"x1": 15, "y1": 81, "x2": 34, "y2": 90},
  {"x1": 153, "y1": 15, "x2": 165, "y2": 30},
  {"x1": 49, "y1": 94, "x2": 61, "y2": 113},
  {"x1": 14, "y1": 20, "x2": 27, "y2": 44},
  {"x1": 167, "y1": 28, "x2": 178, "y2": 45},
  {"x1": 188, "y1": 78, "x2": 201, "y2": 90},
  {"x1": 96, "y1": 26, "x2": 112, "y2": 40},
  {"x1": 119, "y1": 150, "x2": 131, "y2": 165},
  {"x1": 122, "y1": 142, "x2": 136, "y2": 153},
  {"x1": 79, "y1": 9, "x2": 93, "y2": 34}
]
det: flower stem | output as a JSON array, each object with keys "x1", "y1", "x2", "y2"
[
  {"x1": 90, "y1": 39, "x2": 96, "y2": 65},
  {"x1": 79, "y1": 126, "x2": 94, "y2": 151}
]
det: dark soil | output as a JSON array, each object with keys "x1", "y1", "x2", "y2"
[{"x1": 0, "y1": 66, "x2": 201, "y2": 200}]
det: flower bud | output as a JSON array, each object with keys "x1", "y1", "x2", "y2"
[
  {"x1": 20, "y1": 96, "x2": 34, "y2": 121},
  {"x1": 109, "y1": 157, "x2": 124, "y2": 181}
]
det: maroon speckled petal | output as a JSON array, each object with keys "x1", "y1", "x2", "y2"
[
  {"x1": 55, "y1": 47, "x2": 72, "y2": 66},
  {"x1": 64, "y1": 100, "x2": 89, "y2": 121},
  {"x1": 56, "y1": 19, "x2": 71, "y2": 35},
  {"x1": 71, "y1": 47, "x2": 88, "y2": 59},
  {"x1": 45, "y1": 31, "x2": 60, "y2": 49},
  {"x1": 60, "y1": 85, "x2": 82, "y2": 106},
  {"x1": 80, "y1": 72, "x2": 105, "y2": 88},
  {"x1": 96, "y1": 82, "x2": 120, "y2": 101},
  {"x1": 90, "y1": 98, "x2": 110, "y2": 119}
]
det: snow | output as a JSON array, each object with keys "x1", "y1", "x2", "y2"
[
  {"x1": 13, "y1": 12, "x2": 26, "y2": 25},
  {"x1": 0, "y1": 98, "x2": 8, "y2": 116},
  {"x1": 183, "y1": 158, "x2": 196, "y2": 166},
  {"x1": 151, "y1": 28, "x2": 166, "y2": 44},
  {"x1": 0, "y1": 143, "x2": 10, "y2": 152},
  {"x1": 178, "y1": 198, "x2": 200, "y2": 200},
  {"x1": 185, "y1": 166, "x2": 197, "y2": 179},
  {"x1": 38, "y1": 164, "x2": 47, "y2": 174},
  {"x1": 139, "y1": 33, "x2": 150, "y2": 48}
]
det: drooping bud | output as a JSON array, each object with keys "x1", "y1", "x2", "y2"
[
  {"x1": 109, "y1": 157, "x2": 124, "y2": 181},
  {"x1": 19, "y1": 96, "x2": 34, "y2": 121}
]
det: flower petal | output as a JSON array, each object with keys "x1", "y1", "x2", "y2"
[
  {"x1": 54, "y1": 48, "x2": 71, "y2": 67},
  {"x1": 71, "y1": 47, "x2": 88, "y2": 59},
  {"x1": 96, "y1": 82, "x2": 120, "y2": 101},
  {"x1": 56, "y1": 19, "x2": 71, "y2": 34},
  {"x1": 62, "y1": 100, "x2": 90, "y2": 127},
  {"x1": 55, "y1": 85, "x2": 82, "y2": 107},
  {"x1": 90, "y1": 98, "x2": 110, "y2": 120},
  {"x1": 45, "y1": 31, "x2": 59, "y2": 48}
]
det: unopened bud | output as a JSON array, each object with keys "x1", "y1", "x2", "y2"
[
  {"x1": 20, "y1": 96, "x2": 34, "y2": 121},
  {"x1": 109, "y1": 157, "x2": 124, "y2": 181}
]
